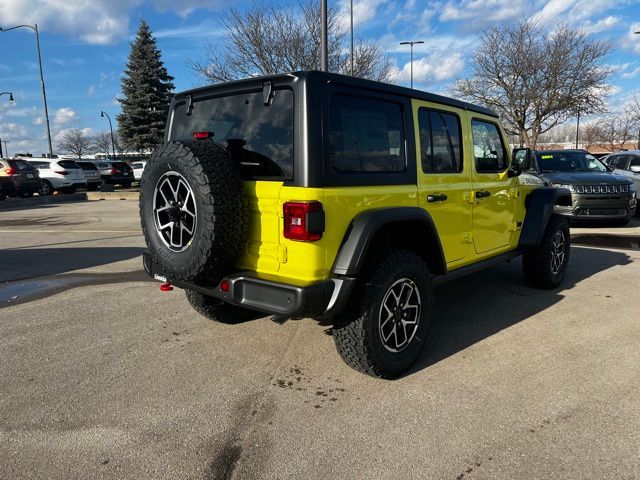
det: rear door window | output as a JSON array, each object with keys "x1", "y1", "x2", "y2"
[
  {"x1": 329, "y1": 95, "x2": 405, "y2": 173},
  {"x1": 12, "y1": 160, "x2": 36, "y2": 171},
  {"x1": 418, "y1": 108, "x2": 462, "y2": 173},
  {"x1": 78, "y1": 162, "x2": 98, "y2": 171}
]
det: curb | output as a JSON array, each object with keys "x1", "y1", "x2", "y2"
[
  {"x1": 86, "y1": 192, "x2": 140, "y2": 201},
  {"x1": 0, "y1": 193, "x2": 87, "y2": 210}
]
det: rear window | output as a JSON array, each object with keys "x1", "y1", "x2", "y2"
[
  {"x1": 11, "y1": 160, "x2": 36, "y2": 171},
  {"x1": 58, "y1": 160, "x2": 80, "y2": 169},
  {"x1": 171, "y1": 88, "x2": 294, "y2": 180},
  {"x1": 96, "y1": 163, "x2": 109, "y2": 169},
  {"x1": 78, "y1": 162, "x2": 98, "y2": 171},
  {"x1": 29, "y1": 161, "x2": 50, "y2": 169},
  {"x1": 131, "y1": 163, "x2": 144, "y2": 169},
  {"x1": 112, "y1": 162, "x2": 132, "y2": 171}
]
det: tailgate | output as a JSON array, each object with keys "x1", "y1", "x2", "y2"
[{"x1": 236, "y1": 181, "x2": 283, "y2": 275}]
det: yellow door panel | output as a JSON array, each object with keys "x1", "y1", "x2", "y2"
[
  {"x1": 469, "y1": 117, "x2": 517, "y2": 255},
  {"x1": 413, "y1": 100, "x2": 472, "y2": 264}
]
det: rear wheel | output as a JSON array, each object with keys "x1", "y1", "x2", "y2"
[
  {"x1": 185, "y1": 289, "x2": 259, "y2": 324},
  {"x1": 522, "y1": 215, "x2": 570, "y2": 289},
  {"x1": 18, "y1": 191, "x2": 33, "y2": 198},
  {"x1": 332, "y1": 250, "x2": 432, "y2": 379},
  {"x1": 0, "y1": 192, "x2": 6, "y2": 201},
  {"x1": 122, "y1": 182, "x2": 132, "y2": 189},
  {"x1": 87, "y1": 183, "x2": 99, "y2": 191}
]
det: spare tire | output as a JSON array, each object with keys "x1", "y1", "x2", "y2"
[{"x1": 140, "y1": 140, "x2": 248, "y2": 282}]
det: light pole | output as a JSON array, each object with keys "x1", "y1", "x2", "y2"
[
  {"x1": 399, "y1": 40, "x2": 424, "y2": 89},
  {"x1": 100, "y1": 111, "x2": 116, "y2": 158},
  {"x1": 0, "y1": 24, "x2": 53, "y2": 157},
  {"x1": 575, "y1": 96, "x2": 590, "y2": 149},
  {"x1": 0, "y1": 138, "x2": 9, "y2": 158},
  {"x1": 0, "y1": 92, "x2": 14, "y2": 103},
  {"x1": 350, "y1": 0, "x2": 354, "y2": 76},
  {"x1": 320, "y1": 0, "x2": 328, "y2": 72}
]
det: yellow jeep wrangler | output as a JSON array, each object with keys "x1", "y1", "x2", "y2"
[{"x1": 140, "y1": 71, "x2": 571, "y2": 378}]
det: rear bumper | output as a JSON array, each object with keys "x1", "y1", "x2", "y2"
[{"x1": 142, "y1": 251, "x2": 354, "y2": 319}]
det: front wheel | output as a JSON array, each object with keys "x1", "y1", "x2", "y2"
[
  {"x1": 38, "y1": 180, "x2": 53, "y2": 196},
  {"x1": 522, "y1": 215, "x2": 570, "y2": 289},
  {"x1": 185, "y1": 290, "x2": 259, "y2": 324},
  {"x1": 332, "y1": 250, "x2": 432, "y2": 379}
]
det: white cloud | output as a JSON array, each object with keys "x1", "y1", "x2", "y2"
[
  {"x1": 392, "y1": 51, "x2": 465, "y2": 84},
  {"x1": 33, "y1": 117, "x2": 44, "y2": 125},
  {"x1": 0, "y1": 0, "x2": 227, "y2": 45},
  {"x1": 628, "y1": 23, "x2": 640, "y2": 54},
  {"x1": 54, "y1": 127, "x2": 96, "y2": 144},
  {"x1": 440, "y1": 0, "x2": 527, "y2": 23},
  {"x1": 337, "y1": 0, "x2": 388, "y2": 31},
  {"x1": 54, "y1": 107, "x2": 77, "y2": 125},
  {"x1": 621, "y1": 66, "x2": 640, "y2": 80},
  {"x1": 581, "y1": 15, "x2": 620, "y2": 34},
  {"x1": 0, "y1": 123, "x2": 29, "y2": 139}
]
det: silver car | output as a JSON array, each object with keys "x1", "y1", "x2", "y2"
[{"x1": 607, "y1": 151, "x2": 640, "y2": 207}]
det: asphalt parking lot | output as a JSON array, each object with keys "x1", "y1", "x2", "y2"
[{"x1": 1, "y1": 200, "x2": 639, "y2": 480}]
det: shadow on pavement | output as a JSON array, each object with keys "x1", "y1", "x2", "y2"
[
  {"x1": 409, "y1": 245, "x2": 632, "y2": 375},
  {"x1": 0, "y1": 246, "x2": 146, "y2": 283}
]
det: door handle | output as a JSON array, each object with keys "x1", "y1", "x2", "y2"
[
  {"x1": 475, "y1": 191, "x2": 491, "y2": 199},
  {"x1": 427, "y1": 193, "x2": 448, "y2": 203}
]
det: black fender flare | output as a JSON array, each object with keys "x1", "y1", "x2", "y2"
[
  {"x1": 331, "y1": 207, "x2": 446, "y2": 276},
  {"x1": 519, "y1": 187, "x2": 571, "y2": 248}
]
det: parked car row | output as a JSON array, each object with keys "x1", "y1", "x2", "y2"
[{"x1": 0, "y1": 157, "x2": 142, "y2": 200}]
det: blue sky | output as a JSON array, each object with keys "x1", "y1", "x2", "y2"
[{"x1": 1, "y1": 0, "x2": 639, "y2": 155}]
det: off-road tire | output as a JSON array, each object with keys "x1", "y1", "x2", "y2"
[
  {"x1": 332, "y1": 250, "x2": 432, "y2": 379},
  {"x1": 522, "y1": 214, "x2": 570, "y2": 289},
  {"x1": 185, "y1": 289, "x2": 258, "y2": 324},
  {"x1": 140, "y1": 140, "x2": 248, "y2": 282}
]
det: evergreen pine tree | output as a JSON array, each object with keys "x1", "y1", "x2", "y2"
[{"x1": 117, "y1": 20, "x2": 174, "y2": 152}]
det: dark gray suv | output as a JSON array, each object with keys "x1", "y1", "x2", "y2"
[{"x1": 519, "y1": 149, "x2": 636, "y2": 225}]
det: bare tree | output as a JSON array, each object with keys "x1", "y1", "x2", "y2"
[
  {"x1": 113, "y1": 132, "x2": 126, "y2": 157},
  {"x1": 580, "y1": 122, "x2": 603, "y2": 150},
  {"x1": 94, "y1": 132, "x2": 112, "y2": 155},
  {"x1": 57, "y1": 129, "x2": 93, "y2": 159},
  {"x1": 598, "y1": 110, "x2": 638, "y2": 152},
  {"x1": 190, "y1": 0, "x2": 393, "y2": 83},
  {"x1": 452, "y1": 21, "x2": 612, "y2": 149}
]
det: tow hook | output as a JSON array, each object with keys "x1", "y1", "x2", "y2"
[{"x1": 160, "y1": 283, "x2": 174, "y2": 292}]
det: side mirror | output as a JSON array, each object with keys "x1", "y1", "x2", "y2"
[
  {"x1": 512, "y1": 148, "x2": 532, "y2": 172},
  {"x1": 630, "y1": 165, "x2": 640, "y2": 174}
]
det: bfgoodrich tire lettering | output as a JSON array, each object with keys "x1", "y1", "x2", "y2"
[
  {"x1": 140, "y1": 140, "x2": 249, "y2": 282},
  {"x1": 332, "y1": 250, "x2": 432, "y2": 379},
  {"x1": 522, "y1": 214, "x2": 570, "y2": 289}
]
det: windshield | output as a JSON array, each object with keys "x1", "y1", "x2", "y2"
[
  {"x1": 171, "y1": 88, "x2": 294, "y2": 180},
  {"x1": 537, "y1": 151, "x2": 607, "y2": 173}
]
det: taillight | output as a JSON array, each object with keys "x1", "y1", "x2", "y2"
[
  {"x1": 283, "y1": 201, "x2": 325, "y2": 242},
  {"x1": 54, "y1": 170, "x2": 70, "y2": 176},
  {"x1": 193, "y1": 131, "x2": 214, "y2": 140},
  {"x1": 110, "y1": 168, "x2": 119, "y2": 174},
  {"x1": 3, "y1": 166, "x2": 15, "y2": 175}
]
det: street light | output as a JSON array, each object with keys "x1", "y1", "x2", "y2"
[
  {"x1": 0, "y1": 24, "x2": 53, "y2": 157},
  {"x1": 575, "y1": 97, "x2": 590, "y2": 149},
  {"x1": 350, "y1": 0, "x2": 354, "y2": 76},
  {"x1": 0, "y1": 92, "x2": 14, "y2": 103},
  {"x1": 100, "y1": 111, "x2": 117, "y2": 158},
  {"x1": 399, "y1": 40, "x2": 424, "y2": 89}
]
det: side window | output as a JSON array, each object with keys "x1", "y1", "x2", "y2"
[
  {"x1": 329, "y1": 95, "x2": 405, "y2": 173},
  {"x1": 471, "y1": 120, "x2": 508, "y2": 173},
  {"x1": 609, "y1": 155, "x2": 625, "y2": 169},
  {"x1": 418, "y1": 108, "x2": 463, "y2": 173},
  {"x1": 629, "y1": 156, "x2": 640, "y2": 168},
  {"x1": 13, "y1": 160, "x2": 35, "y2": 171}
]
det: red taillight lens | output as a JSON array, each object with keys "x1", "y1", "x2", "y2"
[
  {"x1": 193, "y1": 131, "x2": 214, "y2": 140},
  {"x1": 110, "y1": 168, "x2": 119, "y2": 174},
  {"x1": 3, "y1": 166, "x2": 15, "y2": 175},
  {"x1": 283, "y1": 201, "x2": 324, "y2": 242},
  {"x1": 220, "y1": 280, "x2": 230, "y2": 292},
  {"x1": 54, "y1": 170, "x2": 70, "y2": 176}
]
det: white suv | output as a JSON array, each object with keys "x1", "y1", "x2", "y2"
[{"x1": 28, "y1": 158, "x2": 87, "y2": 195}]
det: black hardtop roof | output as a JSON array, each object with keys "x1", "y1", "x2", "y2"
[
  {"x1": 174, "y1": 70, "x2": 498, "y2": 118},
  {"x1": 536, "y1": 149, "x2": 590, "y2": 154}
]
